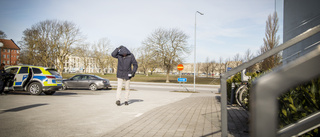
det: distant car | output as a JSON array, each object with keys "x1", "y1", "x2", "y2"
[
  {"x1": 4, "y1": 65, "x2": 63, "y2": 95},
  {"x1": 69, "y1": 70, "x2": 76, "y2": 73},
  {"x1": 62, "y1": 74, "x2": 111, "y2": 90}
]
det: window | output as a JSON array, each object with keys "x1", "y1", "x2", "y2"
[
  {"x1": 89, "y1": 76, "x2": 98, "y2": 80},
  {"x1": 72, "y1": 76, "x2": 81, "y2": 80},
  {"x1": 5, "y1": 67, "x2": 19, "y2": 74},
  {"x1": 3, "y1": 55, "x2": 5, "y2": 58},
  {"x1": 7, "y1": 55, "x2": 9, "y2": 58},
  {"x1": 7, "y1": 49, "x2": 9, "y2": 52},
  {"x1": 32, "y1": 68, "x2": 42, "y2": 74},
  {"x1": 82, "y1": 75, "x2": 89, "y2": 80},
  {"x1": 18, "y1": 67, "x2": 29, "y2": 74},
  {"x1": 6, "y1": 61, "x2": 9, "y2": 64},
  {"x1": 47, "y1": 69, "x2": 60, "y2": 76}
]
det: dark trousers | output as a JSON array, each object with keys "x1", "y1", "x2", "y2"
[{"x1": 0, "y1": 80, "x2": 5, "y2": 94}]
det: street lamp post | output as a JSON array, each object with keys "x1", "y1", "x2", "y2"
[
  {"x1": 0, "y1": 42, "x2": 3, "y2": 64},
  {"x1": 194, "y1": 11, "x2": 204, "y2": 92}
]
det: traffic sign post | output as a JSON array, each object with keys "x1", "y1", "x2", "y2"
[
  {"x1": 177, "y1": 64, "x2": 184, "y2": 71},
  {"x1": 177, "y1": 64, "x2": 189, "y2": 91},
  {"x1": 177, "y1": 78, "x2": 187, "y2": 82}
]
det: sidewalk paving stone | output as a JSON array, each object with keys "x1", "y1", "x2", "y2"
[{"x1": 104, "y1": 93, "x2": 249, "y2": 137}]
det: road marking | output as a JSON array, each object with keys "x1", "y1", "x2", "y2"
[{"x1": 135, "y1": 113, "x2": 143, "y2": 117}]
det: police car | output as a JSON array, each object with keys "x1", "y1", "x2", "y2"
[{"x1": 3, "y1": 65, "x2": 63, "y2": 95}]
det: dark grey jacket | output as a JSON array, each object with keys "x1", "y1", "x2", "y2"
[{"x1": 111, "y1": 46, "x2": 138, "y2": 80}]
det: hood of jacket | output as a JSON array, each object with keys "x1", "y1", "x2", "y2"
[{"x1": 118, "y1": 46, "x2": 131, "y2": 56}]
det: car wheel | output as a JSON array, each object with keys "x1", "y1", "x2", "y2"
[
  {"x1": 44, "y1": 91, "x2": 56, "y2": 95},
  {"x1": 28, "y1": 82, "x2": 42, "y2": 95},
  {"x1": 62, "y1": 84, "x2": 67, "y2": 90},
  {"x1": 89, "y1": 84, "x2": 97, "y2": 91}
]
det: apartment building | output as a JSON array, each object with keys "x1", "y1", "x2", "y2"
[{"x1": 0, "y1": 39, "x2": 20, "y2": 65}]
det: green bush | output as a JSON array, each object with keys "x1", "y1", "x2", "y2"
[
  {"x1": 278, "y1": 77, "x2": 320, "y2": 136},
  {"x1": 226, "y1": 69, "x2": 319, "y2": 136},
  {"x1": 227, "y1": 72, "x2": 241, "y2": 103}
]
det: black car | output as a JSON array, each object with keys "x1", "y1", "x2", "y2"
[{"x1": 63, "y1": 74, "x2": 111, "y2": 90}]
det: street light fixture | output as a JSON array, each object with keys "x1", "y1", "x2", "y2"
[{"x1": 194, "y1": 11, "x2": 204, "y2": 92}]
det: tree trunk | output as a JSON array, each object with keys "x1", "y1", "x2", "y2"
[
  {"x1": 146, "y1": 69, "x2": 149, "y2": 76},
  {"x1": 166, "y1": 69, "x2": 170, "y2": 83}
]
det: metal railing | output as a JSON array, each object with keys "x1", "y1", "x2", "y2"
[{"x1": 220, "y1": 24, "x2": 320, "y2": 137}]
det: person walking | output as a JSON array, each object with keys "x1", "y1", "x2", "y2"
[
  {"x1": 0, "y1": 63, "x2": 7, "y2": 95},
  {"x1": 111, "y1": 45, "x2": 138, "y2": 106}
]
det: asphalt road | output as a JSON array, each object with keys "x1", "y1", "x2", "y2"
[{"x1": 0, "y1": 82, "x2": 219, "y2": 137}]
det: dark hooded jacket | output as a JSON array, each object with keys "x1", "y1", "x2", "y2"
[{"x1": 111, "y1": 46, "x2": 138, "y2": 80}]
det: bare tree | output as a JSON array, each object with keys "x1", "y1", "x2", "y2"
[
  {"x1": 243, "y1": 49, "x2": 254, "y2": 62},
  {"x1": 93, "y1": 38, "x2": 112, "y2": 75},
  {"x1": 233, "y1": 53, "x2": 242, "y2": 67},
  {"x1": 243, "y1": 48, "x2": 257, "y2": 72},
  {"x1": 201, "y1": 57, "x2": 211, "y2": 77},
  {"x1": 260, "y1": 12, "x2": 280, "y2": 71},
  {"x1": 143, "y1": 28, "x2": 189, "y2": 83},
  {"x1": 210, "y1": 59, "x2": 216, "y2": 78},
  {"x1": 137, "y1": 45, "x2": 158, "y2": 76},
  {"x1": 21, "y1": 21, "x2": 58, "y2": 67},
  {"x1": 74, "y1": 43, "x2": 92, "y2": 73},
  {"x1": 21, "y1": 20, "x2": 83, "y2": 75},
  {"x1": 55, "y1": 21, "x2": 82, "y2": 75},
  {"x1": 218, "y1": 56, "x2": 224, "y2": 74},
  {"x1": 0, "y1": 30, "x2": 7, "y2": 39}
]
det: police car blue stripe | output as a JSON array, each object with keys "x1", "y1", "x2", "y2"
[{"x1": 33, "y1": 76, "x2": 47, "y2": 81}]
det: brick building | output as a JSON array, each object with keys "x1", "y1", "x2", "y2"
[{"x1": 0, "y1": 39, "x2": 20, "y2": 65}]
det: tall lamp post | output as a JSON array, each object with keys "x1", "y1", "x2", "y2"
[
  {"x1": 194, "y1": 11, "x2": 204, "y2": 92},
  {"x1": 0, "y1": 42, "x2": 3, "y2": 64}
]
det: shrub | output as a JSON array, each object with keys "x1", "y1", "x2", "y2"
[
  {"x1": 227, "y1": 72, "x2": 241, "y2": 103},
  {"x1": 278, "y1": 77, "x2": 320, "y2": 136}
]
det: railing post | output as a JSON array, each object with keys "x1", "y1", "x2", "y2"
[
  {"x1": 218, "y1": 25, "x2": 320, "y2": 137},
  {"x1": 250, "y1": 46, "x2": 320, "y2": 136},
  {"x1": 220, "y1": 76, "x2": 228, "y2": 137}
]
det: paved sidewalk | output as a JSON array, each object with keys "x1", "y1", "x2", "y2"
[{"x1": 104, "y1": 92, "x2": 249, "y2": 137}]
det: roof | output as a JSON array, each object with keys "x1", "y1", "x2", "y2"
[
  {"x1": 0, "y1": 39, "x2": 20, "y2": 50},
  {"x1": 6, "y1": 65, "x2": 55, "y2": 70}
]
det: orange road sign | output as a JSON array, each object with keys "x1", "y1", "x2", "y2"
[{"x1": 177, "y1": 64, "x2": 184, "y2": 71}]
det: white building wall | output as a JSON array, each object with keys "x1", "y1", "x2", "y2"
[{"x1": 64, "y1": 55, "x2": 102, "y2": 73}]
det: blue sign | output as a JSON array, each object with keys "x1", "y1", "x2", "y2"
[
  {"x1": 177, "y1": 78, "x2": 187, "y2": 82},
  {"x1": 227, "y1": 67, "x2": 232, "y2": 71}
]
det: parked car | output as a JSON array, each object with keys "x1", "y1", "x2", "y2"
[
  {"x1": 4, "y1": 65, "x2": 63, "y2": 95},
  {"x1": 62, "y1": 74, "x2": 111, "y2": 90}
]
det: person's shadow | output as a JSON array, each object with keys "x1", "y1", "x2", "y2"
[{"x1": 121, "y1": 99, "x2": 144, "y2": 105}]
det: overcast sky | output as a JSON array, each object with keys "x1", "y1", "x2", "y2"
[{"x1": 0, "y1": 0, "x2": 283, "y2": 63}]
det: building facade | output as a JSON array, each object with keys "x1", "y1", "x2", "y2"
[
  {"x1": 63, "y1": 55, "x2": 113, "y2": 73},
  {"x1": 0, "y1": 39, "x2": 20, "y2": 65}
]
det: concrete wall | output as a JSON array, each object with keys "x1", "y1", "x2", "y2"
[{"x1": 282, "y1": 0, "x2": 320, "y2": 64}]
